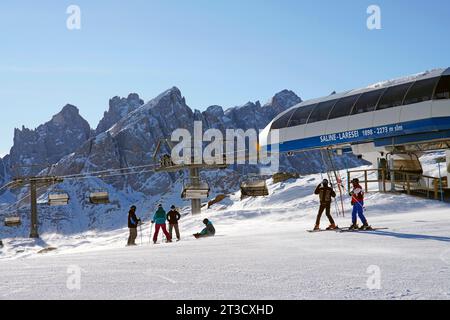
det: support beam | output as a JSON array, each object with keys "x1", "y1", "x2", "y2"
[
  {"x1": 447, "y1": 150, "x2": 450, "y2": 184},
  {"x1": 29, "y1": 180, "x2": 39, "y2": 238},
  {"x1": 389, "y1": 157, "x2": 396, "y2": 192},
  {"x1": 190, "y1": 168, "x2": 201, "y2": 215}
]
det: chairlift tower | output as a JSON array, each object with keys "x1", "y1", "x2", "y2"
[
  {"x1": 11, "y1": 176, "x2": 64, "y2": 238},
  {"x1": 153, "y1": 138, "x2": 227, "y2": 215}
]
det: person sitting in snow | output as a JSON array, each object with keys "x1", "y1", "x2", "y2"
[
  {"x1": 194, "y1": 219, "x2": 216, "y2": 239},
  {"x1": 127, "y1": 205, "x2": 141, "y2": 246},
  {"x1": 152, "y1": 204, "x2": 172, "y2": 244},
  {"x1": 313, "y1": 179, "x2": 338, "y2": 231},
  {"x1": 349, "y1": 178, "x2": 371, "y2": 230}
]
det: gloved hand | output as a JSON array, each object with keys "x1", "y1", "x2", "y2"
[{"x1": 151, "y1": 221, "x2": 155, "y2": 224}]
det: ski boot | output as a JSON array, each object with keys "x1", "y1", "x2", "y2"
[
  {"x1": 359, "y1": 223, "x2": 373, "y2": 231},
  {"x1": 349, "y1": 223, "x2": 359, "y2": 231},
  {"x1": 326, "y1": 224, "x2": 339, "y2": 230}
]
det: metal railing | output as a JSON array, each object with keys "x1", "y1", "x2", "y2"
[{"x1": 347, "y1": 168, "x2": 448, "y2": 201}]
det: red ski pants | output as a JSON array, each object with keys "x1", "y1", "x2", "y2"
[{"x1": 153, "y1": 224, "x2": 172, "y2": 242}]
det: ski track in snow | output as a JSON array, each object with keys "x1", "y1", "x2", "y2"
[{"x1": 1, "y1": 155, "x2": 450, "y2": 300}]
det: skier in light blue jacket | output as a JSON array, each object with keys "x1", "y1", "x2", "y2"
[{"x1": 152, "y1": 204, "x2": 172, "y2": 244}]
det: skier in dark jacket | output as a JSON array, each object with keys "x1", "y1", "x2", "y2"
[
  {"x1": 194, "y1": 219, "x2": 216, "y2": 239},
  {"x1": 127, "y1": 206, "x2": 141, "y2": 246},
  {"x1": 152, "y1": 204, "x2": 172, "y2": 244},
  {"x1": 167, "y1": 205, "x2": 181, "y2": 241},
  {"x1": 349, "y1": 178, "x2": 371, "y2": 230},
  {"x1": 313, "y1": 179, "x2": 338, "y2": 231}
]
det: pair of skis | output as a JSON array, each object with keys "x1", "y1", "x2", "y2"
[{"x1": 307, "y1": 227, "x2": 388, "y2": 233}]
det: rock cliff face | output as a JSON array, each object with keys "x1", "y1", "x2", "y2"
[
  {"x1": 95, "y1": 93, "x2": 144, "y2": 135},
  {"x1": 7, "y1": 105, "x2": 91, "y2": 177}
]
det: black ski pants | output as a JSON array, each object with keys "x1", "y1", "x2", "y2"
[{"x1": 315, "y1": 202, "x2": 335, "y2": 226}]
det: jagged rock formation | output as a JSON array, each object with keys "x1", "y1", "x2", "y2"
[
  {"x1": 7, "y1": 105, "x2": 91, "y2": 177},
  {"x1": 96, "y1": 93, "x2": 144, "y2": 134}
]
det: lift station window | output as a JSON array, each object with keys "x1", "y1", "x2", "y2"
[
  {"x1": 307, "y1": 99, "x2": 338, "y2": 124},
  {"x1": 403, "y1": 77, "x2": 440, "y2": 105},
  {"x1": 376, "y1": 83, "x2": 413, "y2": 111},
  {"x1": 271, "y1": 109, "x2": 295, "y2": 129},
  {"x1": 434, "y1": 76, "x2": 450, "y2": 100},
  {"x1": 328, "y1": 95, "x2": 361, "y2": 120},
  {"x1": 352, "y1": 89, "x2": 385, "y2": 115},
  {"x1": 287, "y1": 104, "x2": 316, "y2": 127}
]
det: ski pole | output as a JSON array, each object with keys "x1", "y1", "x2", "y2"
[{"x1": 149, "y1": 223, "x2": 154, "y2": 244}]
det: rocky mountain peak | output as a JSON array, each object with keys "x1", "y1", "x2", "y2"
[
  {"x1": 51, "y1": 104, "x2": 80, "y2": 125},
  {"x1": 96, "y1": 93, "x2": 144, "y2": 134},
  {"x1": 8, "y1": 104, "x2": 91, "y2": 176},
  {"x1": 264, "y1": 89, "x2": 302, "y2": 111}
]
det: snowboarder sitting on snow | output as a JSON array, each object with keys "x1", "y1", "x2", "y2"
[
  {"x1": 313, "y1": 179, "x2": 338, "y2": 231},
  {"x1": 349, "y1": 178, "x2": 371, "y2": 230},
  {"x1": 167, "y1": 205, "x2": 181, "y2": 241},
  {"x1": 127, "y1": 205, "x2": 141, "y2": 246},
  {"x1": 194, "y1": 219, "x2": 216, "y2": 239},
  {"x1": 152, "y1": 204, "x2": 172, "y2": 244}
]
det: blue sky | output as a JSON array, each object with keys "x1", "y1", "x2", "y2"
[{"x1": 0, "y1": 0, "x2": 449, "y2": 156}]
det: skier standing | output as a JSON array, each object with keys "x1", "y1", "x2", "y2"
[
  {"x1": 313, "y1": 179, "x2": 338, "y2": 231},
  {"x1": 349, "y1": 178, "x2": 371, "y2": 230},
  {"x1": 194, "y1": 219, "x2": 216, "y2": 239},
  {"x1": 167, "y1": 205, "x2": 181, "y2": 241},
  {"x1": 127, "y1": 205, "x2": 141, "y2": 246},
  {"x1": 152, "y1": 204, "x2": 172, "y2": 244}
]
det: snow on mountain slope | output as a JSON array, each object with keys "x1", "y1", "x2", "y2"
[
  {"x1": 0, "y1": 176, "x2": 450, "y2": 299},
  {"x1": 0, "y1": 153, "x2": 447, "y2": 260},
  {"x1": 0, "y1": 154, "x2": 450, "y2": 299}
]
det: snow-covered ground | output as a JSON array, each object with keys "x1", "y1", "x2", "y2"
[{"x1": 1, "y1": 154, "x2": 450, "y2": 299}]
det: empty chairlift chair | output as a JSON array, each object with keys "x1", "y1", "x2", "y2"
[
  {"x1": 181, "y1": 181, "x2": 210, "y2": 200},
  {"x1": 4, "y1": 216, "x2": 21, "y2": 227},
  {"x1": 48, "y1": 192, "x2": 70, "y2": 206},
  {"x1": 89, "y1": 191, "x2": 110, "y2": 204},
  {"x1": 240, "y1": 179, "x2": 269, "y2": 200}
]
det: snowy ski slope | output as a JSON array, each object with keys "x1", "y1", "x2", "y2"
[{"x1": 0, "y1": 154, "x2": 449, "y2": 299}]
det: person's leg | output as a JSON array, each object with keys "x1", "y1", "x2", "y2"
[
  {"x1": 131, "y1": 228, "x2": 137, "y2": 245},
  {"x1": 153, "y1": 224, "x2": 161, "y2": 243},
  {"x1": 174, "y1": 224, "x2": 180, "y2": 240},
  {"x1": 161, "y1": 224, "x2": 172, "y2": 241},
  {"x1": 352, "y1": 204, "x2": 358, "y2": 225},
  {"x1": 315, "y1": 204, "x2": 325, "y2": 226},
  {"x1": 325, "y1": 203, "x2": 335, "y2": 225},
  {"x1": 127, "y1": 229, "x2": 132, "y2": 245},
  {"x1": 169, "y1": 224, "x2": 174, "y2": 239},
  {"x1": 356, "y1": 202, "x2": 368, "y2": 224}
]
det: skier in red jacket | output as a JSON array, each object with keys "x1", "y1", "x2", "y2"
[{"x1": 349, "y1": 178, "x2": 371, "y2": 230}]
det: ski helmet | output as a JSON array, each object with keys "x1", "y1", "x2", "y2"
[
  {"x1": 322, "y1": 179, "x2": 329, "y2": 185},
  {"x1": 171, "y1": 205, "x2": 176, "y2": 209},
  {"x1": 203, "y1": 219, "x2": 209, "y2": 225},
  {"x1": 352, "y1": 178, "x2": 360, "y2": 184}
]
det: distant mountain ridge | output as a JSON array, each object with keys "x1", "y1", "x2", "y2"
[
  {"x1": 0, "y1": 87, "x2": 363, "y2": 191},
  {"x1": 0, "y1": 86, "x2": 364, "y2": 237}
]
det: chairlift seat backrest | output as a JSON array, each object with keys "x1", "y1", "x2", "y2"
[
  {"x1": 48, "y1": 193, "x2": 69, "y2": 206},
  {"x1": 240, "y1": 179, "x2": 269, "y2": 199},
  {"x1": 89, "y1": 191, "x2": 110, "y2": 204},
  {"x1": 4, "y1": 216, "x2": 21, "y2": 227},
  {"x1": 182, "y1": 182, "x2": 210, "y2": 200}
]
